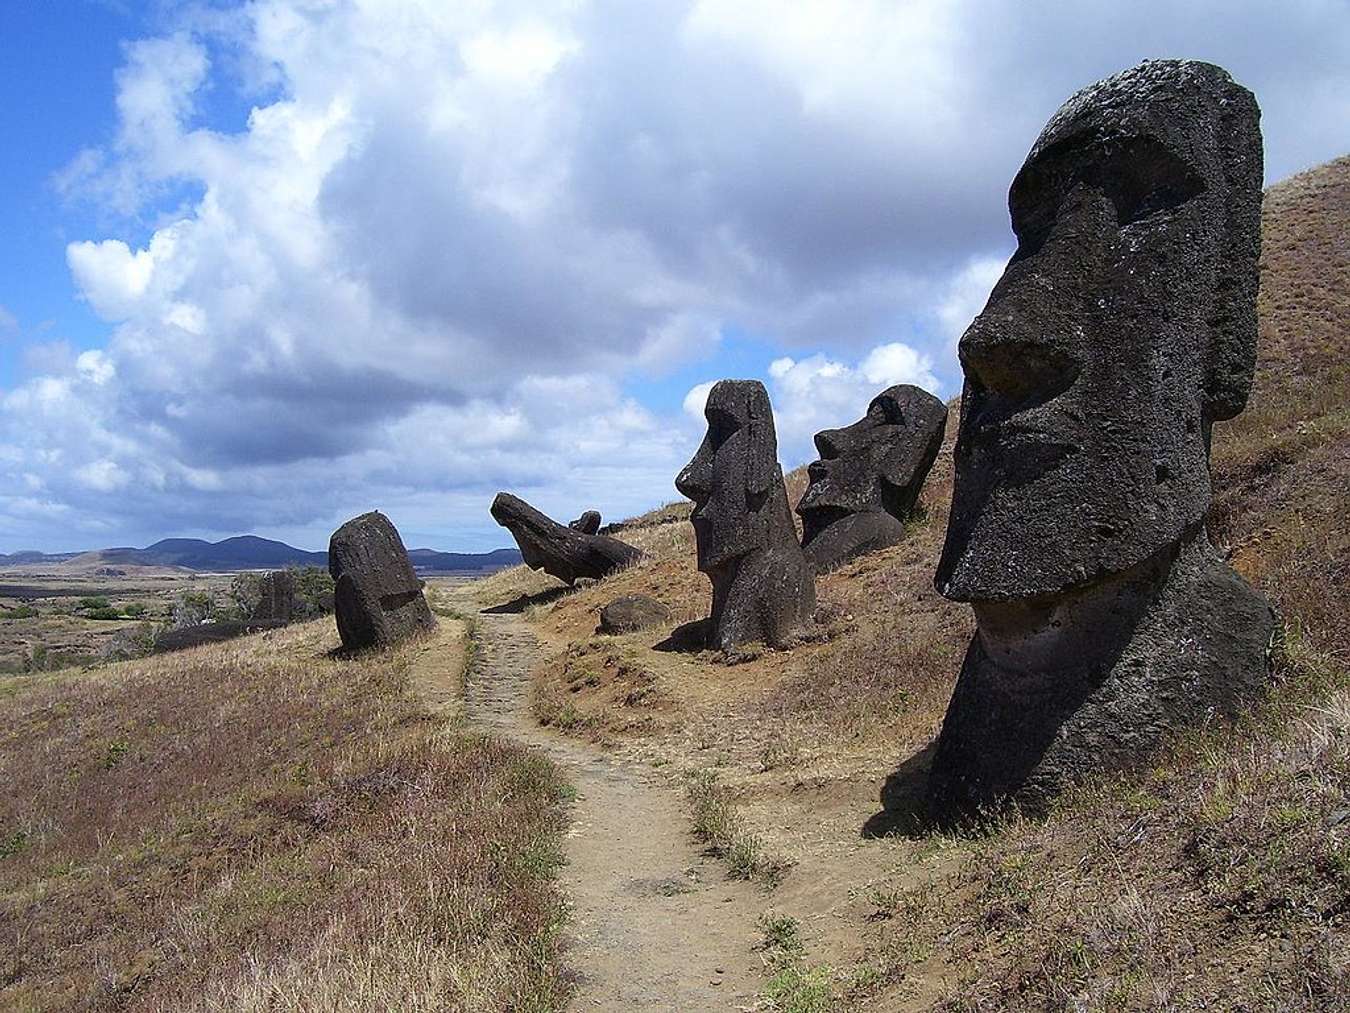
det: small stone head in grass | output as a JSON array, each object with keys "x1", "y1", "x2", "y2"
[
  {"x1": 677, "y1": 379, "x2": 815, "y2": 652},
  {"x1": 929, "y1": 60, "x2": 1274, "y2": 813}
]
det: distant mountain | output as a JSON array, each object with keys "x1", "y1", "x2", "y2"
[{"x1": 0, "y1": 537, "x2": 521, "y2": 573}]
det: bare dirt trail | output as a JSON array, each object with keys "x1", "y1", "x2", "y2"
[{"x1": 447, "y1": 591, "x2": 770, "y2": 1011}]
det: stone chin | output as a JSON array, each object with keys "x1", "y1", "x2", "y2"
[{"x1": 935, "y1": 435, "x2": 1211, "y2": 602}]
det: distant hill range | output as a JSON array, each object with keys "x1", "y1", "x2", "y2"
[{"x1": 0, "y1": 535, "x2": 521, "y2": 573}]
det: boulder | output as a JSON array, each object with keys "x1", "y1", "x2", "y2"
[{"x1": 598, "y1": 595, "x2": 670, "y2": 634}]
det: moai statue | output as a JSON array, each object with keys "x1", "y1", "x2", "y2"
[
  {"x1": 491, "y1": 494, "x2": 641, "y2": 585},
  {"x1": 676, "y1": 380, "x2": 816, "y2": 652},
  {"x1": 328, "y1": 511, "x2": 436, "y2": 650},
  {"x1": 252, "y1": 569, "x2": 296, "y2": 623},
  {"x1": 797, "y1": 384, "x2": 948, "y2": 573},
  {"x1": 568, "y1": 510, "x2": 602, "y2": 535},
  {"x1": 929, "y1": 60, "x2": 1273, "y2": 812}
]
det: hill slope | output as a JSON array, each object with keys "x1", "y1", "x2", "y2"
[{"x1": 478, "y1": 154, "x2": 1350, "y2": 1009}]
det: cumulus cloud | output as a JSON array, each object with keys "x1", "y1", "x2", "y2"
[{"x1": 3, "y1": 0, "x2": 1347, "y2": 549}]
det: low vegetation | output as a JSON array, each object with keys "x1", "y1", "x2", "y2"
[
  {"x1": 487, "y1": 156, "x2": 1350, "y2": 1008},
  {"x1": 0, "y1": 620, "x2": 570, "y2": 1010}
]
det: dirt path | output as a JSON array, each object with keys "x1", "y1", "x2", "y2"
[{"x1": 449, "y1": 593, "x2": 769, "y2": 1011}]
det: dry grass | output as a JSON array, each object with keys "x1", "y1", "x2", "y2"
[
  {"x1": 0, "y1": 620, "x2": 570, "y2": 1011},
  {"x1": 505, "y1": 155, "x2": 1350, "y2": 1009}
]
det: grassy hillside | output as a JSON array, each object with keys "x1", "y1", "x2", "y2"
[
  {"x1": 0, "y1": 619, "x2": 570, "y2": 1011},
  {"x1": 482, "y1": 155, "x2": 1350, "y2": 1010}
]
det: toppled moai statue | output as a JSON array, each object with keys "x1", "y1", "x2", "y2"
[
  {"x1": 568, "y1": 510, "x2": 602, "y2": 535},
  {"x1": 929, "y1": 60, "x2": 1273, "y2": 814},
  {"x1": 328, "y1": 511, "x2": 435, "y2": 650},
  {"x1": 251, "y1": 570, "x2": 296, "y2": 623},
  {"x1": 676, "y1": 379, "x2": 816, "y2": 652},
  {"x1": 797, "y1": 385, "x2": 948, "y2": 573},
  {"x1": 491, "y1": 493, "x2": 641, "y2": 585}
]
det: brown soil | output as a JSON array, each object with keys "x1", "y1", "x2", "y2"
[{"x1": 444, "y1": 585, "x2": 783, "y2": 1010}]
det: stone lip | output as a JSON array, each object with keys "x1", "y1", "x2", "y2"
[
  {"x1": 491, "y1": 493, "x2": 642, "y2": 586},
  {"x1": 675, "y1": 379, "x2": 815, "y2": 651},
  {"x1": 798, "y1": 384, "x2": 947, "y2": 573},
  {"x1": 597, "y1": 594, "x2": 670, "y2": 635},
  {"x1": 568, "y1": 510, "x2": 602, "y2": 536},
  {"x1": 328, "y1": 510, "x2": 435, "y2": 650}
]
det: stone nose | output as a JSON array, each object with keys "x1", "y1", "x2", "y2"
[
  {"x1": 959, "y1": 309, "x2": 1081, "y2": 406},
  {"x1": 813, "y1": 428, "x2": 844, "y2": 460}
]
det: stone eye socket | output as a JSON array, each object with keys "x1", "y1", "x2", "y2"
[{"x1": 1010, "y1": 133, "x2": 1206, "y2": 257}]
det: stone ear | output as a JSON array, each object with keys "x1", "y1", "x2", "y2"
[
  {"x1": 746, "y1": 386, "x2": 776, "y2": 497},
  {"x1": 1202, "y1": 81, "x2": 1262, "y2": 423}
]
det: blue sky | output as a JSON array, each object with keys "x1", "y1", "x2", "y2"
[{"x1": 0, "y1": 0, "x2": 1347, "y2": 553}]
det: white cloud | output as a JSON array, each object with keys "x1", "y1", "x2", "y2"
[
  {"x1": 683, "y1": 340, "x2": 940, "y2": 470},
  {"x1": 0, "y1": 305, "x2": 16, "y2": 334},
  {"x1": 3, "y1": 0, "x2": 1347, "y2": 549}
]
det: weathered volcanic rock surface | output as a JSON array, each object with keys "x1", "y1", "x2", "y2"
[
  {"x1": 598, "y1": 595, "x2": 670, "y2": 634},
  {"x1": 929, "y1": 59, "x2": 1273, "y2": 814},
  {"x1": 675, "y1": 379, "x2": 815, "y2": 652},
  {"x1": 251, "y1": 570, "x2": 296, "y2": 623},
  {"x1": 568, "y1": 510, "x2": 602, "y2": 535},
  {"x1": 328, "y1": 511, "x2": 435, "y2": 650},
  {"x1": 797, "y1": 384, "x2": 947, "y2": 573},
  {"x1": 491, "y1": 493, "x2": 642, "y2": 585}
]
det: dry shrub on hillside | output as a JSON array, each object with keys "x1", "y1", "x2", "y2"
[{"x1": 0, "y1": 623, "x2": 569, "y2": 1011}]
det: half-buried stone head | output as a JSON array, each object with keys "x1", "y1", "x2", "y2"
[
  {"x1": 797, "y1": 384, "x2": 948, "y2": 573},
  {"x1": 328, "y1": 511, "x2": 435, "y2": 650},
  {"x1": 676, "y1": 379, "x2": 815, "y2": 652},
  {"x1": 928, "y1": 60, "x2": 1273, "y2": 813}
]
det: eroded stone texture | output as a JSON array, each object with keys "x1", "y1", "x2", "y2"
[
  {"x1": 676, "y1": 379, "x2": 815, "y2": 652},
  {"x1": 491, "y1": 493, "x2": 641, "y2": 585},
  {"x1": 569, "y1": 510, "x2": 602, "y2": 535},
  {"x1": 252, "y1": 570, "x2": 296, "y2": 623},
  {"x1": 929, "y1": 60, "x2": 1273, "y2": 813},
  {"x1": 328, "y1": 511, "x2": 435, "y2": 650},
  {"x1": 797, "y1": 385, "x2": 948, "y2": 573},
  {"x1": 598, "y1": 595, "x2": 670, "y2": 634}
]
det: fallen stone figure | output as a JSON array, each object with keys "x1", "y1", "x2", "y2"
[
  {"x1": 568, "y1": 510, "x2": 602, "y2": 535},
  {"x1": 329, "y1": 511, "x2": 435, "y2": 650},
  {"x1": 797, "y1": 384, "x2": 947, "y2": 573},
  {"x1": 153, "y1": 619, "x2": 286, "y2": 654},
  {"x1": 676, "y1": 379, "x2": 815, "y2": 652},
  {"x1": 491, "y1": 493, "x2": 642, "y2": 585},
  {"x1": 928, "y1": 59, "x2": 1273, "y2": 814}
]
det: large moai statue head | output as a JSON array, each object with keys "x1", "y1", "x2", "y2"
[
  {"x1": 676, "y1": 380, "x2": 815, "y2": 651},
  {"x1": 328, "y1": 511, "x2": 436, "y2": 650},
  {"x1": 928, "y1": 61, "x2": 1272, "y2": 813},
  {"x1": 797, "y1": 384, "x2": 948, "y2": 573},
  {"x1": 937, "y1": 60, "x2": 1263, "y2": 599}
]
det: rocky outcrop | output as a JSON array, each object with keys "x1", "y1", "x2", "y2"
[
  {"x1": 797, "y1": 385, "x2": 947, "y2": 573},
  {"x1": 491, "y1": 494, "x2": 642, "y2": 585},
  {"x1": 328, "y1": 511, "x2": 435, "y2": 650},
  {"x1": 929, "y1": 60, "x2": 1273, "y2": 814}
]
